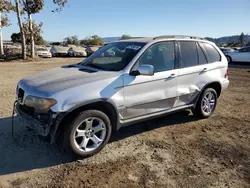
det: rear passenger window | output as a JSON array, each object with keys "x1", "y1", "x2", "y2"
[
  {"x1": 197, "y1": 43, "x2": 207, "y2": 65},
  {"x1": 201, "y1": 43, "x2": 221, "y2": 63},
  {"x1": 179, "y1": 41, "x2": 198, "y2": 68}
]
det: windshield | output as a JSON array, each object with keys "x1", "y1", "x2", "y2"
[{"x1": 80, "y1": 42, "x2": 146, "y2": 71}]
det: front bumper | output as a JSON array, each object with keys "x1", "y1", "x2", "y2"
[
  {"x1": 38, "y1": 54, "x2": 52, "y2": 58},
  {"x1": 15, "y1": 103, "x2": 64, "y2": 142},
  {"x1": 15, "y1": 103, "x2": 53, "y2": 136}
]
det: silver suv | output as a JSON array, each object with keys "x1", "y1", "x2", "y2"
[{"x1": 15, "y1": 36, "x2": 229, "y2": 157}]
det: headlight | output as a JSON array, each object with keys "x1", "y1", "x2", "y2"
[{"x1": 25, "y1": 96, "x2": 57, "y2": 110}]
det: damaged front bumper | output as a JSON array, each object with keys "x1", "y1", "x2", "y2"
[{"x1": 15, "y1": 102, "x2": 64, "y2": 143}]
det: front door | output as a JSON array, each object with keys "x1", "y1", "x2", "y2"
[{"x1": 122, "y1": 41, "x2": 178, "y2": 120}]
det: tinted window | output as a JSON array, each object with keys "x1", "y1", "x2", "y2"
[
  {"x1": 138, "y1": 42, "x2": 175, "y2": 72},
  {"x1": 179, "y1": 41, "x2": 198, "y2": 68},
  {"x1": 197, "y1": 43, "x2": 207, "y2": 65},
  {"x1": 202, "y1": 43, "x2": 221, "y2": 63}
]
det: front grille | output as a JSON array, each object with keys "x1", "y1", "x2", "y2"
[{"x1": 18, "y1": 88, "x2": 25, "y2": 103}]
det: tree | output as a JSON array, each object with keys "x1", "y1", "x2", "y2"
[
  {"x1": 239, "y1": 32, "x2": 244, "y2": 46},
  {"x1": 80, "y1": 39, "x2": 89, "y2": 46},
  {"x1": 64, "y1": 35, "x2": 79, "y2": 45},
  {"x1": 14, "y1": 0, "x2": 27, "y2": 59},
  {"x1": 121, "y1": 34, "x2": 131, "y2": 40},
  {"x1": 227, "y1": 41, "x2": 241, "y2": 47},
  {"x1": 36, "y1": 36, "x2": 46, "y2": 45},
  {"x1": 52, "y1": 0, "x2": 67, "y2": 12},
  {"x1": 23, "y1": 20, "x2": 43, "y2": 44},
  {"x1": 80, "y1": 35, "x2": 104, "y2": 46},
  {"x1": 90, "y1": 35, "x2": 104, "y2": 46},
  {"x1": 12, "y1": 0, "x2": 67, "y2": 59},
  {"x1": 22, "y1": 0, "x2": 44, "y2": 58},
  {"x1": 0, "y1": 0, "x2": 14, "y2": 55},
  {"x1": 11, "y1": 32, "x2": 22, "y2": 43}
]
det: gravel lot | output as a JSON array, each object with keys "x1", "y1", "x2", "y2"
[{"x1": 0, "y1": 58, "x2": 249, "y2": 188}]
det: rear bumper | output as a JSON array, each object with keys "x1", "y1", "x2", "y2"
[{"x1": 221, "y1": 79, "x2": 230, "y2": 90}]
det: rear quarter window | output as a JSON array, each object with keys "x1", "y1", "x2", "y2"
[{"x1": 201, "y1": 43, "x2": 221, "y2": 63}]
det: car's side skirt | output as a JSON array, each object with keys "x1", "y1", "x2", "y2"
[{"x1": 118, "y1": 104, "x2": 194, "y2": 129}]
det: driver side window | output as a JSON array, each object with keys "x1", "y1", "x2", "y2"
[{"x1": 137, "y1": 41, "x2": 176, "y2": 73}]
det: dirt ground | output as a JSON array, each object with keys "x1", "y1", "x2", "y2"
[{"x1": 0, "y1": 58, "x2": 249, "y2": 188}]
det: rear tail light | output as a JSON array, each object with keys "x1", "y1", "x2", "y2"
[{"x1": 225, "y1": 68, "x2": 229, "y2": 78}]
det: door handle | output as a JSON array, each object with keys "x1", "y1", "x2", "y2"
[
  {"x1": 168, "y1": 73, "x2": 177, "y2": 79},
  {"x1": 202, "y1": 68, "x2": 209, "y2": 72}
]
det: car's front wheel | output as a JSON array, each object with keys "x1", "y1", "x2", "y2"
[
  {"x1": 193, "y1": 88, "x2": 217, "y2": 118},
  {"x1": 63, "y1": 110, "x2": 112, "y2": 158}
]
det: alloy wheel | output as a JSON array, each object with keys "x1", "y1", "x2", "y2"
[
  {"x1": 201, "y1": 92, "x2": 215, "y2": 115},
  {"x1": 73, "y1": 117, "x2": 106, "y2": 152}
]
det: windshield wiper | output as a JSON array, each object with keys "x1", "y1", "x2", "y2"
[{"x1": 84, "y1": 63, "x2": 105, "y2": 70}]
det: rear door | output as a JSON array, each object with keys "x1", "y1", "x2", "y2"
[{"x1": 175, "y1": 41, "x2": 220, "y2": 107}]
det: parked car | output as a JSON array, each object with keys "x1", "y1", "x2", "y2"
[
  {"x1": 50, "y1": 46, "x2": 69, "y2": 57},
  {"x1": 36, "y1": 48, "x2": 52, "y2": 58},
  {"x1": 85, "y1": 46, "x2": 99, "y2": 56},
  {"x1": 5, "y1": 46, "x2": 22, "y2": 56},
  {"x1": 68, "y1": 46, "x2": 87, "y2": 57},
  {"x1": 15, "y1": 35, "x2": 229, "y2": 157},
  {"x1": 219, "y1": 47, "x2": 234, "y2": 54},
  {"x1": 225, "y1": 46, "x2": 250, "y2": 63}
]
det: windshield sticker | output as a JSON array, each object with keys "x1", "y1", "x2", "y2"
[{"x1": 126, "y1": 45, "x2": 142, "y2": 51}]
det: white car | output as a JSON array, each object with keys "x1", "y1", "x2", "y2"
[
  {"x1": 50, "y1": 46, "x2": 69, "y2": 57},
  {"x1": 68, "y1": 47, "x2": 87, "y2": 57},
  {"x1": 36, "y1": 48, "x2": 52, "y2": 58},
  {"x1": 225, "y1": 46, "x2": 250, "y2": 63},
  {"x1": 16, "y1": 35, "x2": 229, "y2": 157}
]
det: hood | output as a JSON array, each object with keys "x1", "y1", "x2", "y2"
[{"x1": 19, "y1": 65, "x2": 119, "y2": 96}]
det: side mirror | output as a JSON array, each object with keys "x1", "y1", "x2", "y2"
[{"x1": 130, "y1": 64, "x2": 154, "y2": 76}]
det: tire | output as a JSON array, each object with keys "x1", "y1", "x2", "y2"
[
  {"x1": 226, "y1": 55, "x2": 232, "y2": 64},
  {"x1": 63, "y1": 110, "x2": 112, "y2": 158},
  {"x1": 193, "y1": 88, "x2": 217, "y2": 118}
]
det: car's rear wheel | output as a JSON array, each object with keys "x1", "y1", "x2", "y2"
[
  {"x1": 193, "y1": 88, "x2": 217, "y2": 118},
  {"x1": 63, "y1": 110, "x2": 112, "y2": 158},
  {"x1": 226, "y1": 55, "x2": 232, "y2": 64}
]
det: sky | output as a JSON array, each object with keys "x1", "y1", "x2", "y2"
[{"x1": 3, "y1": 0, "x2": 250, "y2": 41}]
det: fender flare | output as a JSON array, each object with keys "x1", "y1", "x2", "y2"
[
  {"x1": 192, "y1": 81, "x2": 222, "y2": 108},
  {"x1": 50, "y1": 98, "x2": 119, "y2": 143}
]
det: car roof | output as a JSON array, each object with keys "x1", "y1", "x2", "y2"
[{"x1": 118, "y1": 35, "x2": 209, "y2": 43}]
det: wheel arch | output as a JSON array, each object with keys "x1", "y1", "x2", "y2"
[
  {"x1": 203, "y1": 81, "x2": 222, "y2": 98},
  {"x1": 193, "y1": 81, "x2": 222, "y2": 108},
  {"x1": 52, "y1": 99, "x2": 119, "y2": 142},
  {"x1": 225, "y1": 55, "x2": 232, "y2": 63}
]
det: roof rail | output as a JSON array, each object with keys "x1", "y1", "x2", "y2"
[
  {"x1": 153, "y1": 35, "x2": 207, "y2": 41},
  {"x1": 119, "y1": 37, "x2": 145, "y2": 40}
]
